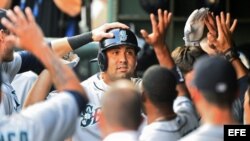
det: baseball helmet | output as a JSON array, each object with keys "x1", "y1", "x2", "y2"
[{"x1": 97, "y1": 28, "x2": 141, "y2": 71}]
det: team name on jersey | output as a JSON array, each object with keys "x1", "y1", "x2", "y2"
[
  {"x1": 80, "y1": 104, "x2": 101, "y2": 127},
  {"x1": 0, "y1": 131, "x2": 28, "y2": 141}
]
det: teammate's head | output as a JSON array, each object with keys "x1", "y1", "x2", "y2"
[
  {"x1": 99, "y1": 79, "x2": 142, "y2": 137},
  {"x1": 98, "y1": 28, "x2": 140, "y2": 83},
  {"x1": 142, "y1": 65, "x2": 177, "y2": 108},
  {"x1": 171, "y1": 46, "x2": 206, "y2": 75},
  {"x1": 192, "y1": 55, "x2": 238, "y2": 108},
  {"x1": 0, "y1": 8, "x2": 14, "y2": 62}
]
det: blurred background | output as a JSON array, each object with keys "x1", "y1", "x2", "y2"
[{"x1": 1, "y1": 0, "x2": 250, "y2": 81}]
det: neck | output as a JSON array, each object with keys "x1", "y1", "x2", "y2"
[
  {"x1": 146, "y1": 104, "x2": 176, "y2": 124},
  {"x1": 200, "y1": 105, "x2": 238, "y2": 125},
  {"x1": 101, "y1": 72, "x2": 111, "y2": 84}
]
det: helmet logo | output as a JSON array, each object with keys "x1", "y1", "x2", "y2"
[{"x1": 119, "y1": 30, "x2": 127, "y2": 41}]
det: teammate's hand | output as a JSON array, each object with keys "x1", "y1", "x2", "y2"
[
  {"x1": 91, "y1": 22, "x2": 129, "y2": 41},
  {"x1": 140, "y1": 9, "x2": 172, "y2": 48},
  {"x1": 206, "y1": 12, "x2": 235, "y2": 53},
  {"x1": 183, "y1": 7, "x2": 208, "y2": 46},
  {"x1": 1, "y1": 6, "x2": 45, "y2": 52}
]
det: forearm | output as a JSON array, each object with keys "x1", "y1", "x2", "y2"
[
  {"x1": 154, "y1": 44, "x2": 188, "y2": 96},
  {"x1": 23, "y1": 70, "x2": 52, "y2": 109},
  {"x1": 53, "y1": 0, "x2": 82, "y2": 17},
  {"x1": 51, "y1": 32, "x2": 93, "y2": 57},
  {"x1": 231, "y1": 58, "x2": 248, "y2": 79},
  {"x1": 154, "y1": 44, "x2": 175, "y2": 69},
  {"x1": 31, "y1": 43, "x2": 84, "y2": 93}
]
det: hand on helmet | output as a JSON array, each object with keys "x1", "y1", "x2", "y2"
[{"x1": 92, "y1": 22, "x2": 129, "y2": 41}]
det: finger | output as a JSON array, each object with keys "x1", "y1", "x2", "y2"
[
  {"x1": 205, "y1": 17, "x2": 217, "y2": 36},
  {"x1": 207, "y1": 13, "x2": 216, "y2": 29},
  {"x1": 104, "y1": 22, "x2": 129, "y2": 30},
  {"x1": 101, "y1": 33, "x2": 114, "y2": 38},
  {"x1": 225, "y1": 13, "x2": 230, "y2": 28},
  {"x1": 25, "y1": 7, "x2": 35, "y2": 23},
  {"x1": 6, "y1": 10, "x2": 18, "y2": 24},
  {"x1": 216, "y1": 15, "x2": 225, "y2": 40},
  {"x1": 150, "y1": 13, "x2": 158, "y2": 33},
  {"x1": 163, "y1": 10, "x2": 168, "y2": 26},
  {"x1": 220, "y1": 12, "x2": 226, "y2": 25},
  {"x1": 1, "y1": 18, "x2": 16, "y2": 34},
  {"x1": 140, "y1": 29, "x2": 150, "y2": 43},
  {"x1": 165, "y1": 11, "x2": 172, "y2": 28},
  {"x1": 230, "y1": 19, "x2": 237, "y2": 33},
  {"x1": 13, "y1": 6, "x2": 27, "y2": 25},
  {"x1": 158, "y1": 9, "x2": 164, "y2": 30}
]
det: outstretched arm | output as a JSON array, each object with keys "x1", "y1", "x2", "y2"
[
  {"x1": 140, "y1": 9, "x2": 174, "y2": 68},
  {"x1": 23, "y1": 70, "x2": 52, "y2": 109},
  {"x1": 51, "y1": 22, "x2": 129, "y2": 57},
  {"x1": 141, "y1": 9, "x2": 187, "y2": 96},
  {"x1": 205, "y1": 12, "x2": 248, "y2": 79},
  {"x1": 1, "y1": 6, "x2": 87, "y2": 99}
]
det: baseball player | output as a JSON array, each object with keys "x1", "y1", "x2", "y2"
[
  {"x1": 0, "y1": 6, "x2": 128, "y2": 115},
  {"x1": 72, "y1": 9, "x2": 186, "y2": 141},
  {"x1": 139, "y1": 65, "x2": 199, "y2": 141},
  {"x1": 0, "y1": 6, "x2": 89, "y2": 141},
  {"x1": 180, "y1": 11, "x2": 243, "y2": 141},
  {"x1": 99, "y1": 79, "x2": 142, "y2": 141}
]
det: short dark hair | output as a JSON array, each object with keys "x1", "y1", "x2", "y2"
[
  {"x1": 171, "y1": 46, "x2": 206, "y2": 74},
  {"x1": 142, "y1": 65, "x2": 177, "y2": 107}
]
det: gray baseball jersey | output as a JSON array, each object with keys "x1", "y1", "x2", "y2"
[
  {"x1": 11, "y1": 71, "x2": 38, "y2": 108},
  {"x1": 1, "y1": 53, "x2": 22, "y2": 115},
  {"x1": 139, "y1": 96, "x2": 199, "y2": 141},
  {"x1": 0, "y1": 91, "x2": 79, "y2": 141},
  {"x1": 72, "y1": 73, "x2": 142, "y2": 141},
  {"x1": 179, "y1": 124, "x2": 223, "y2": 141}
]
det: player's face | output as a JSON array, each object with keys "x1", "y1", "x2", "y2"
[
  {"x1": 0, "y1": 29, "x2": 14, "y2": 62},
  {"x1": 104, "y1": 45, "x2": 137, "y2": 83}
]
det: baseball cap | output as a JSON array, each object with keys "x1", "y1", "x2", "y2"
[
  {"x1": 192, "y1": 55, "x2": 237, "y2": 95},
  {"x1": 0, "y1": 9, "x2": 7, "y2": 30}
]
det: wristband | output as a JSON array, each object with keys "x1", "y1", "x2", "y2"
[
  {"x1": 223, "y1": 48, "x2": 239, "y2": 62},
  {"x1": 67, "y1": 32, "x2": 93, "y2": 50},
  {"x1": 170, "y1": 66, "x2": 185, "y2": 83}
]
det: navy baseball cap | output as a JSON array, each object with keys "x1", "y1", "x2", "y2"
[
  {"x1": 100, "y1": 28, "x2": 141, "y2": 53},
  {"x1": 0, "y1": 9, "x2": 7, "y2": 30},
  {"x1": 192, "y1": 55, "x2": 237, "y2": 95}
]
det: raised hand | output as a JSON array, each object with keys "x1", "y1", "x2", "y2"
[
  {"x1": 205, "y1": 12, "x2": 237, "y2": 38},
  {"x1": 1, "y1": 6, "x2": 45, "y2": 52},
  {"x1": 91, "y1": 22, "x2": 129, "y2": 41},
  {"x1": 140, "y1": 9, "x2": 172, "y2": 48},
  {"x1": 206, "y1": 12, "x2": 235, "y2": 53}
]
